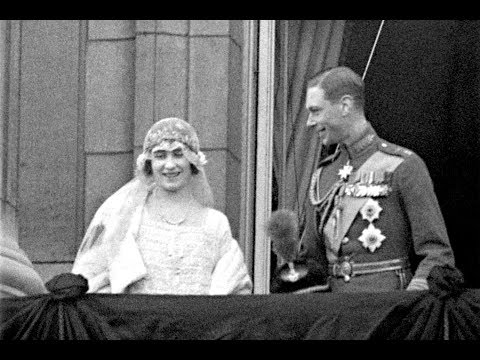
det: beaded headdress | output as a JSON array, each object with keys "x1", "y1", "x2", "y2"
[{"x1": 140, "y1": 117, "x2": 207, "y2": 169}]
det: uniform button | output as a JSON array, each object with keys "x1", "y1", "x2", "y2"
[
  {"x1": 381, "y1": 143, "x2": 387, "y2": 147},
  {"x1": 342, "y1": 237, "x2": 349, "y2": 244}
]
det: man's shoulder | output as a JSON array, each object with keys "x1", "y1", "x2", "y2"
[
  {"x1": 375, "y1": 139, "x2": 430, "y2": 176},
  {"x1": 376, "y1": 139, "x2": 416, "y2": 159}
]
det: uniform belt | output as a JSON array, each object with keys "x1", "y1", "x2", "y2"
[{"x1": 328, "y1": 257, "x2": 409, "y2": 282}]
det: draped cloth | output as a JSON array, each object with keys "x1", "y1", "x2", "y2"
[
  {"x1": 366, "y1": 265, "x2": 480, "y2": 340},
  {"x1": 1, "y1": 266, "x2": 479, "y2": 339},
  {"x1": 0, "y1": 205, "x2": 47, "y2": 298},
  {"x1": 0, "y1": 273, "x2": 120, "y2": 340}
]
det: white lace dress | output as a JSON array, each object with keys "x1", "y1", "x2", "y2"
[
  {"x1": 72, "y1": 179, "x2": 252, "y2": 295},
  {"x1": 126, "y1": 208, "x2": 251, "y2": 295}
]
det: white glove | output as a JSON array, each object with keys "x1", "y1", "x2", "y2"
[{"x1": 406, "y1": 277, "x2": 429, "y2": 291}]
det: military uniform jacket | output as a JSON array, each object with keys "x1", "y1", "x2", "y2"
[{"x1": 299, "y1": 123, "x2": 455, "y2": 289}]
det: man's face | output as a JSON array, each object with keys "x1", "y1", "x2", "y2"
[{"x1": 305, "y1": 86, "x2": 349, "y2": 146}]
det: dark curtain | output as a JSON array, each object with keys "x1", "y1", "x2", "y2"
[
  {"x1": 272, "y1": 20, "x2": 345, "y2": 217},
  {"x1": 340, "y1": 20, "x2": 480, "y2": 288},
  {"x1": 271, "y1": 20, "x2": 345, "y2": 274}
]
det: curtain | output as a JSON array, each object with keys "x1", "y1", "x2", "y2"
[
  {"x1": 272, "y1": 21, "x2": 346, "y2": 228},
  {"x1": 2, "y1": 267, "x2": 479, "y2": 340}
]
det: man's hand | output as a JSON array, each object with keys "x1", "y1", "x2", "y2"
[{"x1": 406, "y1": 278, "x2": 429, "y2": 291}]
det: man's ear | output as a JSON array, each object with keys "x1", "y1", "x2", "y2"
[{"x1": 340, "y1": 95, "x2": 355, "y2": 116}]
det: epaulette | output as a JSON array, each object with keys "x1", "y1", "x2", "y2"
[{"x1": 377, "y1": 140, "x2": 414, "y2": 158}]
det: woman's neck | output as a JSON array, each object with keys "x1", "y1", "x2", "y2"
[
  {"x1": 153, "y1": 186, "x2": 194, "y2": 203},
  {"x1": 147, "y1": 184, "x2": 204, "y2": 226}
]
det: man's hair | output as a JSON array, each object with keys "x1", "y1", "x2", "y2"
[{"x1": 307, "y1": 66, "x2": 365, "y2": 110}]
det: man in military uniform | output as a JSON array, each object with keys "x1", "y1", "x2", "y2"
[{"x1": 297, "y1": 66, "x2": 455, "y2": 292}]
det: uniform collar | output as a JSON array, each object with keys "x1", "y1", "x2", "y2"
[{"x1": 340, "y1": 122, "x2": 378, "y2": 160}]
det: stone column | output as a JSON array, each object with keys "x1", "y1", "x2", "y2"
[
  {"x1": 0, "y1": 20, "x2": 18, "y2": 243},
  {"x1": 84, "y1": 20, "x2": 136, "y2": 227},
  {"x1": 188, "y1": 20, "x2": 244, "y2": 239},
  {"x1": 133, "y1": 20, "x2": 190, "y2": 161}
]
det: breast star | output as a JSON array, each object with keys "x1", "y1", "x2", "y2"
[{"x1": 338, "y1": 163, "x2": 353, "y2": 180}]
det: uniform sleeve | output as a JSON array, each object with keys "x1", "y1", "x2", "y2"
[
  {"x1": 395, "y1": 155, "x2": 455, "y2": 290},
  {"x1": 209, "y1": 212, "x2": 253, "y2": 295}
]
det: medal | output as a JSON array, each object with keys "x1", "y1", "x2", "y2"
[
  {"x1": 358, "y1": 198, "x2": 385, "y2": 252},
  {"x1": 338, "y1": 161, "x2": 353, "y2": 181},
  {"x1": 358, "y1": 223, "x2": 386, "y2": 252}
]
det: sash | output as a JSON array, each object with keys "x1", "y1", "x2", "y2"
[{"x1": 323, "y1": 151, "x2": 404, "y2": 255}]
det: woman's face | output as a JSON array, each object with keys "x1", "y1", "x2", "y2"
[{"x1": 151, "y1": 142, "x2": 193, "y2": 192}]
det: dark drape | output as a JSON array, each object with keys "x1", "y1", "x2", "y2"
[
  {"x1": 1, "y1": 269, "x2": 480, "y2": 340},
  {"x1": 272, "y1": 20, "x2": 345, "y2": 217},
  {"x1": 340, "y1": 20, "x2": 480, "y2": 288},
  {"x1": 270, "y1": 20, "x2": 345, "y2": 274}
]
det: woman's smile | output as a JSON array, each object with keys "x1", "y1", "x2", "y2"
[{"x1": 163, "y1": 171, "x2": 181, "y2": 178}]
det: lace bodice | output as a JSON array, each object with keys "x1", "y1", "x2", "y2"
[{"x1": 127, "y1": 208, "x2": 221, "y2": 295}]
